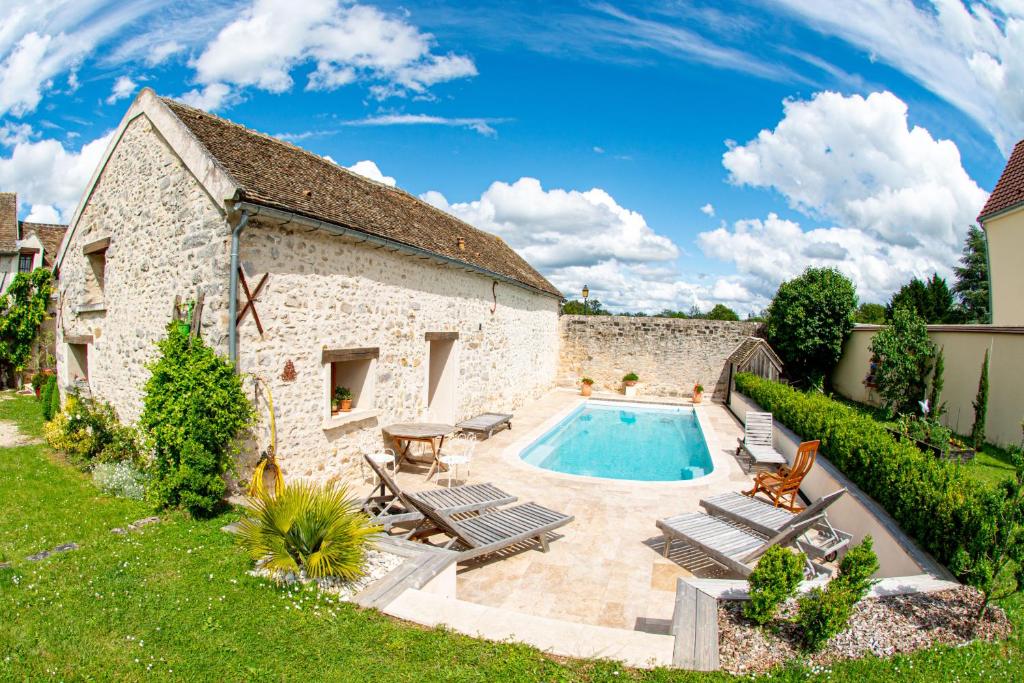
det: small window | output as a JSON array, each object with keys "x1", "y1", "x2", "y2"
[
  {"x1": 18, "y1": 253, "x2": 34, "y2": 273},
  {"x1": 321, "y1": 347, "x2": 378, "y2": 419},
  {"x1": 82, "y1": 237, "x2": 110, "y2": 305},
  {"x1": 68, "y1": 343, "x2": 89, "y2": 383}
]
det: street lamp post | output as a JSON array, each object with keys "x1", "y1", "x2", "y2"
[{"x1": 582, "y1": 285, "x2": 590, "y2": 315}]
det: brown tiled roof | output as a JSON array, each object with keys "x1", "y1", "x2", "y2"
[
  {"x1": 727, "y1": 336, "x2": 783, "y2": 369},
  {"x1": 161, "y1": 98, "x2": 562, "y2": 297},
  {"x1": 19, "y1": 222, "x2": 67, "y2": 268},
  {"x1": 0, "y1": 193, "x2": 17, "y2": 253},
  {"x1": 979, "y1": 139, "x2": 1024, "y2": 221}
]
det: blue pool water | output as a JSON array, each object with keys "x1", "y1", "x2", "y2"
[{"x1": 520, "y1": 402, "x2": 713, "y2": 481}]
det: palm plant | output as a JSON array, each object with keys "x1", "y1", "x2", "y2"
[{"x1": 236, "y1": 481, "x2": 380, "y2": 581}]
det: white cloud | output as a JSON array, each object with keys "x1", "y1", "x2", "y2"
[
  {"x1": 346, "y1": 159, "x2": 395, "y2": 186},
  {"x1": 703, "y1": 90, "x2": 988, "y2": 303},
  {"x1": 0, "y1": 122, "x2": 34, "y2": 146},
  {"x1": 189, "y1": 0, "x2": 476, "y2": 108},
  {"x1": 105, "y1": 75, "x2": 136, "y2": 104},
  {"x1": 179, "y1": 83, "x2": 234, "y2": 111},
  {"x1": 770, "y1": 0, "x2": 1024, "y2": 152},
  {"x1": 341, "y1": 113, "x2": 505, "y2": 137},
  {"x1": 24, "y1": 203, "x2": 62, "y2": 223},
  {"x1": 146, "y1": 40, "x2": 185, "y2": 66},
  {"x1": 0, "y1": 131, "x2": 112, "y2": 222},
  {"x1": 700, "y1": 203, "x2": 715, "y2": 216}
]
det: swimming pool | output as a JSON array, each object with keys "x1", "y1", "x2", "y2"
[{"x1": 520, "y1": 401, "x2": 713, "y2": 482}]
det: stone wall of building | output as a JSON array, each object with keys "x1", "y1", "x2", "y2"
[
  {"x1": 56, "y1": 115, "x2": 232, "y2": 421},
  {"x1": 235, "y1": 219, "x2": 560, "y2": 485},
  {"x1": 558, "y1": 315, "x2": 762, "y2": 399}
]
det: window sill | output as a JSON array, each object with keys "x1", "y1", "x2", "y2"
[
  {"x1": 322, "y1": 409, "x2": 379, "y2": 431},
  {"x1": 74, "y1": 301, "x2": 106, "y2": 314}
]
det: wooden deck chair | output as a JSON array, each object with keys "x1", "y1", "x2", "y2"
[
  {"x1": 744, "y1": 439, "x2": 820, "y2": 511},
  {"x1": 400, "y1": 489, "x2": 574, "y2": 563},
  {"x1": 700, "y1": 488, "x2": 851, "y2": 561},
  {"x1": 735, "y1": 411, "x2": 786, "y2": 471},
  {"x1": 657, "y1": 493, "x2": 839, "y2": 577},
  {"x1": 361, "y1": 455, "x2": 516, "y2": 534}
]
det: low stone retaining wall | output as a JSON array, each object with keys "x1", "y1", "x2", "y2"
[{"x1": 558, "y1": 316, "x2": 761, "y2": 399}]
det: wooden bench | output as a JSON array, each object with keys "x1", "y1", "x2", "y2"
[
  {"x1": 456, "y1": 413, "x2": 512, "y2": 440},
  {"x1": 671, "y1": 578, "x2": 719, "y2": 670}
]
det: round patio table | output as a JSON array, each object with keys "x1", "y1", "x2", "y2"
[{"x1": 383, "y1": 422, "x2": 456, "y2": 480}]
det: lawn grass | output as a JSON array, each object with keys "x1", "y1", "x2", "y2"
[{"x1": 1, "y1": 393, "x2": 1021, "y2": 681}]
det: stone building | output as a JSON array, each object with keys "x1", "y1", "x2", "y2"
[
  {"x1": 54, "y1": 88, "x2": 562, "y2": 483},
  {"x1": 0, "y1": 192, "x2": 67, "y2": 294}
]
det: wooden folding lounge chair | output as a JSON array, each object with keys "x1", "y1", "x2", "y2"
[
  {"x1": 657, "y1": 493, "x2": 839, "y2": 577},
  {"x1": 701, "y1": 489, "x2": 852, "y2": 562},
  {"x1": 400, "y1": 489, "x2": 573, "y2": 563},
  {"x1": 744, "y1": 439, "x2": 819, "y2": 511},
  {"x1": 361, "y1": 455, "x2": 516, "y2": 535},
  {"x1": 456, "y1": 413, "x2": 513, "y2": 440},
  {"x1": 735, "y1": 411, "x2": 786, "y2": 471}
]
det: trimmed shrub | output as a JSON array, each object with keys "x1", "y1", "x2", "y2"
[
  {"x1": 93, "y1": 461, "x2": 149, "y2": 500},
  {"x1": 836, "y1": 537, "x2": 879, "y2": 601},
  {"x1": 734, "y1": 373, "x2": 1000, "y2": 588},
  {"x1": 796, "y1": 584, "x2": 855, "y2": 651},
  {"x1": 140, "y1": 323, "x2": 253, "y2": 517},
  {"x1": 40, "y1": 376, "x2": 57, "y2": 421},
  {"x1": 971, "y1": 349, "x2": 989, "y2": 449},
  {"x1": 744, "y1": 545, "x2": 805, "y2": 625}
]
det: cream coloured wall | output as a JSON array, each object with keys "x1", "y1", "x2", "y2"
[
  {"x1": 983, "y1": 208, "x2": 1024, "y2": 326},
  {"x1": 833, "y1": 326, "x2": 1024, "y2": 446},
  {"x1": 234, "y1": 218, "x2": 560, "y2": 484}
]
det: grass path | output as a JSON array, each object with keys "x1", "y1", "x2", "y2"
[{"x1": 0, "y1": 393, "x2": 1020, "y2": 681}]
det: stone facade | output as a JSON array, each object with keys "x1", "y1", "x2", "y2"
[
  {"x1": 234, "y1": 219, "x2": 559, "y2": 484},
  {"x1": 558, "y1": 315, "x2": 762, "y2": 399},
  {"x1": 56, "y1": 115, "x2": 232, "y2": 418},
  {"x1": 56, "y1": 111, "x2": 560, "y2": 486}
]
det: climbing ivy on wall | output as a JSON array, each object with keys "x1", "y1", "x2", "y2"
[{"x1": 0, "y1": 268, "x2": 53, "y2": 386}]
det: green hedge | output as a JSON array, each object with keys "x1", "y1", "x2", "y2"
[{"x1": 734, "y1": 373, "x2": 999, "y2": 581}]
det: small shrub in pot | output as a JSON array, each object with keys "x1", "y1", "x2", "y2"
[
  {"x1": 580, "y1": 377, "x2": 595, "y2": 396},
  {"x1": 622, "y1": 372, "x2": 639, "y2": 387}
]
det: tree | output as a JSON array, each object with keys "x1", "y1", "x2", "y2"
[
  {"x1": 853, "y1": 302, "x2": 886, "y2": 324},
  {"x1": 0, "y1": 268, "x2": 53, "y2": 387},
  {"x1": 886, "y1": 273, "x2": 958, "y2": 323},
  {"x1": 561, "y1": 299, "x2": 610, "y2": 315},
  {"x1": 657, "y1": 309, "x2": 689, "y2": 318},
  {"x1": 705, "y1": 303, "x2": 739, "y2": 321},
  {"x1": 927, "y1": 346, "x2": 946, "y2": 418},
  {"x1": 953, "y1": 225, "x2": 990, "y2": 323},
  {"x1": 972, "y1": 348, "x2": 989, "y2": 449},
  {"x1": 765, "y1": 267, "x2": 857, "y2": 388},
  {"x1": 869, "y1": 306, "x2": 936, "y2": 417}
]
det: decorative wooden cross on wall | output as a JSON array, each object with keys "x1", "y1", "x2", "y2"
[{"x1": 236, "y1": 267, "x2": 269, "y2": 336}]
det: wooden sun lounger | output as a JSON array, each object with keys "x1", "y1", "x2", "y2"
[
  {"x1": 401, "y1": 489, "x2": 573, "y2": 563},
  {"x1": 361, "y1": 455, "x2": 516, "y2": 534},
  {"x1": 700, "y1": 489, "x2": 851, "y2": 561},
  {"x1": 735, "y1": 411, "x2": 786, "y2": 471},
  {"x1": 657, "y1": 493, "x2": 840, "y2": 577},
  {"x1": 456, "y1": 413, "x2": 513, "y2": 440}
]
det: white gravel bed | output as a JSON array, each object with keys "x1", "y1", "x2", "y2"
[
  {"x1": 249, "y1": 549, "x2": 404, "y2": 601},
  {"x1": 718, "y1": 586, "x2": 1011, "y2": 674}
]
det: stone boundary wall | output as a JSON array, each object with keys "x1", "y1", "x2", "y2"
[{"x1": 558, "y1": 316, "x2": 762, "y2": 399}]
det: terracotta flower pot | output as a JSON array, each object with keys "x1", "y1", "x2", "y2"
[
  {"x1": 340, "y1": 399, "x2": 352, "y2": 412},
  {"x1": 692, "y1": 391, "x2": 703, "y2": 404},
  {"x1": 623, "y1": 380, "x2": 637, "y2": 387},
  {"x1": 581, "y1": 384, "x2": 593, "y2": 397}
]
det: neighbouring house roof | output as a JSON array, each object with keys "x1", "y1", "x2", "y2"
[
  {"x1": 160, "y1": 97, "x2": 562, "y2": 298},
  {"x1": 0, "y1": 192, "x2": 17, "y2": 253},
  {"x1": 979, "y1": 138, "x2": 1024, "y2": 222},
  {"x1": 19, "y1": 222, "x2": 68, "y2": 268},
  {"x1": 727, "y1": 336, "x2": 783, "y2": 370}
]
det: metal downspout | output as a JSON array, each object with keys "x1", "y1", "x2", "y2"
[{"x1": 228, "y1": 209, "x2": 250, "y2": 367}]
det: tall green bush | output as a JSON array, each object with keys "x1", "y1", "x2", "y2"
[
  {"x1": 972, "y1": 349, "x2": 989, "y2": 449},
  {"x1": 0, "y1": 268, "x2": 52, "y2": 386},
  {"x1": 40, "y1": 376, "x2": 57, "y2": 421},
  {"x1": 927, "y1": 346, "x2": 946, "y2": 418},
  {"x1": 869, "y1": 306, "x2": 935, "y2": 417},
  {"x1": 743, "y1": 545, "x2": 805, "y2": 625},
  {"x1": 796, "y1": 537, "x2": 878, "y2": 651},
  {"x1": 734, "y1": 373, "x2": 1000, "y2": 590},
  {"x1": 765, "y1": 267, "x2": 857, "y2": 388},
  {"x1": 140, "y1": 323, "x2": 253, "y2": 516}
]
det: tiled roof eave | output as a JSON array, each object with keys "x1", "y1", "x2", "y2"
[{"x1": 236, "y1": 199, "x2": 564, "y2": 299}]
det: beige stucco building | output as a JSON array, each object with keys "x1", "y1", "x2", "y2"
[
  {"x1": 54, "y1": 89, "x2": 562, "y2": 484},
  {"x1": 978, "y1": 138, "x2": 1024, "y2": 326}
]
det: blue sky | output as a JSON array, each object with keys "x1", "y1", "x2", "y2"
[{"x1": 0, "y1": 1, "x2": 1018, "y2": 313}]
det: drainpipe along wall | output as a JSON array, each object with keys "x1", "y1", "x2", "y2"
[{"x1": 228, "y1": 209, "x2": 250, "y2": 367}]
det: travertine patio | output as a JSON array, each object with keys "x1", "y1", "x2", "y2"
[{"x1": 357, "y1": 388, "x2": 755, "y2": 632}]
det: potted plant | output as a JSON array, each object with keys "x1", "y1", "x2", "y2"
[
  {"x1": 692, "y1": 383, "x2": 704, "y2": 404},
  {"x1": 580, "y1": 377, "x2": 595, "y2": 397},
  {"x1": 622, "y1": 372, "x2": 639, "y2": 387},
  {"x1": 332, "y1": 386, "x2": 353, "y2": 413}
]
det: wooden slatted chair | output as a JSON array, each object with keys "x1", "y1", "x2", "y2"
[
  {"x1": 744, "y1": 439, "x2": 820, "y2": 511},
  {"x1": 735, "y1": 411, "x2": 786, "y2": 471},
  {"x1": 361, "y1": 455, "x2": 517, "y2": 534},
  {"x1": 400, "y1": 489, "x2": 574, "y2": 563}
]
